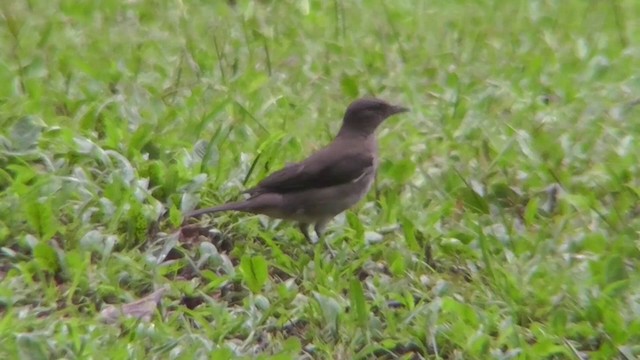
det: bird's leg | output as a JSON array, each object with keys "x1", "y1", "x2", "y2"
[
  {"x1": 314, "y1": 220, "x2": 329, "y2": 239},
  {"x1": 298, "y1": 223, "x2": 313, "y2": 244},
  {"x1": 314, "y1": 219, "x2": 337, "y2": 258}
]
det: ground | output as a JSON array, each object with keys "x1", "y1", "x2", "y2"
[{"x1": 1, "y1": 0, "x2": 640, "y2": 358}]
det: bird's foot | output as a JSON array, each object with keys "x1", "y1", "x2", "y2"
[{"x1": 323, "y1": 240, "x2": 338, "y2": 259}]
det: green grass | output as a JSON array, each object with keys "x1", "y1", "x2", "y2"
[{"x1": 1, "y1": 0, "x2": 640, "y2": 358}]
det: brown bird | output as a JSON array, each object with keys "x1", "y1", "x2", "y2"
[{"x1": 186, "y1": 97, "x2": 409, "y2": 242}]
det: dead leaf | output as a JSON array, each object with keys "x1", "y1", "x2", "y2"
[{"x1": 99, "y1": 286, "x2": 169, "y2": 324}]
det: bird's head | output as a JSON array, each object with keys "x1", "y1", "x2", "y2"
[{"x1": 340, "y1": 97, "x2": 409, "y2": 136}]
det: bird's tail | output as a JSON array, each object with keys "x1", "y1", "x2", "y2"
[{"x1": 186, "y1": 200, "x2": 252, "y2": 218}]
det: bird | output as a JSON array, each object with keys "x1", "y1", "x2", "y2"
[{"x1": 186, "y1": 97, "x2": 409, "y2": 243}]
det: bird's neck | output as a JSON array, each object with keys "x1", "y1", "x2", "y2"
[
  {"x1": 336, "y1": 125, "x2": 377, "y2": 140},
  {"x1": 334, "y1": 128, "x2": 379, "y2": 156}
]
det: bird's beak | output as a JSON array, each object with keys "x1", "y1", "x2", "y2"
[{"x1": 389, "y1": 105, "x2": 410, "y2": 115}]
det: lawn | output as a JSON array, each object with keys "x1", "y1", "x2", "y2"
[{"x1": 1, "y1": 0, "x2": 640, "y2": 358}]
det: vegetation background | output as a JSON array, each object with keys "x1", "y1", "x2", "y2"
[{"x1": 1, "y1": 0, "x2": 639, "y2": 358}]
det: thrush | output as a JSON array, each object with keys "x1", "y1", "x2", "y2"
[{"x1": 187, "y1": 97, "x2": 409, "y2": 242}]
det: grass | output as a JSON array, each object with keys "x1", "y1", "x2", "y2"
[{"x1": 1, "y1": 0, "x2": 640, "y2": 358}]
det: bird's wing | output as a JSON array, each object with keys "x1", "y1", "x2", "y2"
[{"x1": 245, "y1": 147, "x2": 374, "y2": 195}]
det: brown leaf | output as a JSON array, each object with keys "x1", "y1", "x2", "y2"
[{"x1": 99, "y1": 286, "x2": 169, "y2": 324}]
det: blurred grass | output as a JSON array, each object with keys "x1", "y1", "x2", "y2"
[{"x1": 1, "y1": 0, "x2": 640, "y2": 358}]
